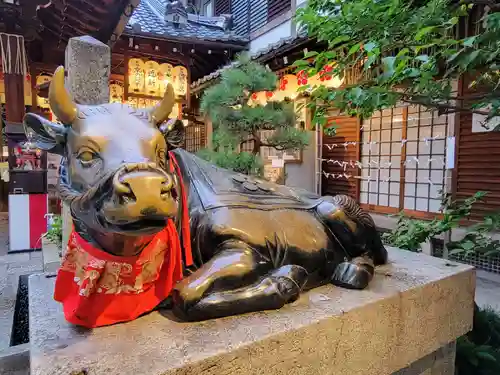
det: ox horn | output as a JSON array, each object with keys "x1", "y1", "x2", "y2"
[
  {"x1": 150, "y1": 83, "x2": 176, "y2": 125},
  {"x1": 49, "y1": 66, "x2": 78, "y2": 124}
]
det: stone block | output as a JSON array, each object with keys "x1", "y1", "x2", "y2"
[
  {"x1": 62, "y1": 35, "x2": 112, "y2": 254},
  {"x1": 29, "y1": 248, "x2": 475, "y2": 375},
  {"x1": 64, "y1": 35, "x2": 110, "y2": 106}
]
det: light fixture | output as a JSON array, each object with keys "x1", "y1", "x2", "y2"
[
  {"x1": 128, "y1": 37, "x2": 133, "y2": 47},
  {"x1": 173, "y1": 47, "x2": 178, "y2": 52},
  {"x1": 208, "y1": 50, "x2": 212, "y2": 54},
  {"x1": 191, "y1": 48, "x2": 195, "y2": 53},
  {"x1": 283, "y1": 56, "x2": 288, "y2": 64},
  {"x1": 182, "y1": 119, "x2": 189, "y2": 127},
  {"x1": 134, "y1": 45, "x2": 139, "y2": 50},
  {"x1": 154, "y1": 45, "x2": 159, "y2": 51}
]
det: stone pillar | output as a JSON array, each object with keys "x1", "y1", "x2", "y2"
[{"x1": 61, "y1": 36, "x2": 111, "y2": 254}]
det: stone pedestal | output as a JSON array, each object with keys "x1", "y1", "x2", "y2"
[
  {"x1": 28, "y1": 248, "x2": 475, "y2": 375},
  {"x1": 61, "y1": 35, "x2": 111, "y2": 251}
]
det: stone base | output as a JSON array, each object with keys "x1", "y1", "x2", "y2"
[
  {"x1": 394, "y1": 342, "x2": 455, "y2": 375},
  {"x1": 28, "y1": 248, "x2": 475, "y2": 375}
]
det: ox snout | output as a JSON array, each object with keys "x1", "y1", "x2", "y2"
[{"x1": 101, "y1": 163, "x2": 178, "y2": 228}]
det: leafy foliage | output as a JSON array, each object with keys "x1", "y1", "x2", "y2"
[
  {"x1": 294, "y1": 0, "x2": 500, "y2": 128},
  {"x1": 448, "y1": 212, "x2": 500, "y2": 258},
  {"x1": 43, "y1": 215, "x2": 63, "y2": 250},
  {"x1": 382, "y1": 191, "x2": 487, "y2": 251},
  {"x1": 199, "y1": 54, "x2": 309, "y2": 175},
  {"x1": 456, "y1": 306, "x2": 500, "y2": 375}
]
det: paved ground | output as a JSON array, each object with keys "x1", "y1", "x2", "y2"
[
  {"x1": 0, "y1": 213, "x2": 43, "y2": 351},
  {"x1": 475, "y1": 270, "x2": 500, "y2": 313}
]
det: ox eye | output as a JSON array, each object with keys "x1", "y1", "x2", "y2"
[{"x1": 77, "y1": 150, "x2": 98, "y2": 167}]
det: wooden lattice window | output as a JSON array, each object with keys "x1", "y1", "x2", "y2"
[
  {"x1": 268, "y1": 0, "x2": 291, "y2": 22},
  {"x1": 184, "y1": 124, "x2": 206, "y2": 153},
  {"x1": 360, "y1": 105, "x2": 448, "y2": 217}
]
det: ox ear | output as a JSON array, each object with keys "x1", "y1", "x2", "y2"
[
  {"x1": 23, "y1": 113, "x2": 67, "y2": 155},
  {"x1": 159, "y1": 119, "x2": 185, "y2": 149}
]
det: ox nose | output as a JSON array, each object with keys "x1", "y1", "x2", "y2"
[{"x1": 112, "y1": 165, "x2": 174, "y2": 210}]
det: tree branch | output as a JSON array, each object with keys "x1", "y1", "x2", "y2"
[{"x1": 399, "y1": 97, "x2": 492, "y2": 116}]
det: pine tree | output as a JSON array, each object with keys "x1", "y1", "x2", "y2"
[{"x1": 198, "y1": 54, "x2": 309, "y2": 175}]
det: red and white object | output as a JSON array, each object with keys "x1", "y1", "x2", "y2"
[{"x1": 9, "y1": 194, "x2": 48, "y2": 252}]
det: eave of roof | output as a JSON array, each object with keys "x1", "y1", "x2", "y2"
[{"x1": 190, "y1": 33, "x2": 310, "y2": 91}]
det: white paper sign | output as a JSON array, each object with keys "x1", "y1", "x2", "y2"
[
  {"x1": 446, "y1": 136, "x2": 455, "y2": 169},
  {"x1": 271, "y1": 158, "x2": 285, "y2": 168}
]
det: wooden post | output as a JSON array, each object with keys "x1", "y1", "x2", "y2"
[
  {"x1": 61, "y1": 36, "x2": 111, "y2": 255},
  {"x1": 1, "y1": 33, "x2": 26, "y2": 124}
]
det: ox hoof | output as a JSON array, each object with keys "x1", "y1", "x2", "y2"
[
  {"x1": 270, "y1": 265, "x2": 308, "y2": 303},
  {"x1": 331, "y1": 262, "x2": 373, "y2": 290}
]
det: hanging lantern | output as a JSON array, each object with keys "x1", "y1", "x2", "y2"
[
  {"x1": 158, "y1": 63, "x2": 173, "y2": 94},
  {"x1": 311, "y1": 64, "x2": 344, "y2": 90},
  {"x1": 128, "y1": 58, "x2": 145, "y2": 94},
  {"x1": 127, "y1": 96, "x2": 138, "y2": 109},
  {"x1": 172, "y1": 66, "x2": 188, "y2": 97},
  {"x1": 36, "y1": 74, "x2": 51, "y2": 109},
  {"x1": 144, "y1": 60, "x2": 160, "y2": 96},
  {"x1": 247, "y1": 91, "x2": 268, "y2": 107},
  {"x1": 138, "y1": 97, "x2": 148, "y2": 109},
  {"x1": 280, "y1": 74, "x2": 299, "y2": 100},
  {"x1": 109, "y1": 82, "x2": 124, "y2": 103}
]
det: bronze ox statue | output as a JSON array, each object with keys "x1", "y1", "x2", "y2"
[{"x1": 24, "y1": 66, "x2": 388, "y2": 324}]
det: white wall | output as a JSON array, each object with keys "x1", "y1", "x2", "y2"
[
  {"x1": 285, "y1": 131, "x2": 317, "y2": 193},
  {"x1": 249, "y1": 19, "x2": 293, "y2": 54}
]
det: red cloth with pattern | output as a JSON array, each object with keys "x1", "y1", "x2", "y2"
[{"x1": 54, "y1": 153, "x2": 193, "y2": 328}]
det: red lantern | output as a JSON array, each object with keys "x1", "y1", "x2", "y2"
[
  {"x1": 266, "y1": 91, "x2": 273, "y2": 98},
  {"x1": 251, "y1": 93, "x2": 257, "y2": 100}
]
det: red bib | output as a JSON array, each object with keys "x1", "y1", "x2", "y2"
[{"x1": 54, "y1": 153, "x2": 193, "y2": 328}]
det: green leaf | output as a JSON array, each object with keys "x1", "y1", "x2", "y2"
[
  {"x1": 382, "y1": 56, "x2": 396, "y2": 76},
  {"x1": 324, "y1": 51, "x2": 336, "y2": 59},
  {"x1": 292, "y1": 59, "x2": 309, "y2": 67},
  {"x1": 396, "y1": 48, "x2": 409, "y2": 58},
  {"x1": 463, "y1": 36, "x2": 478, "y2": 47},
  {"x1": 330, "y1": 35, "x2": 350, "y2": 46},
  {"x1": 304, "y1": 50, "x2": 318, "y2": 58},
  {"x1": 415, "y1": 55, "x2": 429, "y2": 63},
  {"x1": 348, "y1": 43, "x2": 361, "y2": 56},
  {"x1": 364, "y1": 42, "x2": 376, "y2": 52},
  {"x1": 461, "y1": 241, "x2": 475, "y2": 251},
  {"x1": 463, "y1": 50, "x2": 480, "y2": 68},
  {"x1": 476, "y1": 351, "x2": 497, "y2": 362},
  {"x1": 415, "y1": 26, "x2": 435, "y2": 41}
]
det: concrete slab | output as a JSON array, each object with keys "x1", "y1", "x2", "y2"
[
  {"x1": 0, "y1": 343, "x2": 30, "y2": 375},
  {"x1": 29, "y1": 248, "x2": 475, "y2": 375}
]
